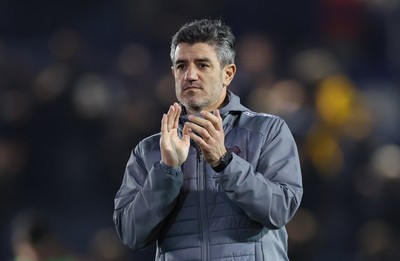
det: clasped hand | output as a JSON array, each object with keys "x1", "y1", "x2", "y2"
[{"x1": 160, "y1": 103, "x2": 226, "y2": 168}]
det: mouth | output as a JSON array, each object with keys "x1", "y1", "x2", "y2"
[{"x1": 183, "y1": 85, "x2": 202, "y2": 91}]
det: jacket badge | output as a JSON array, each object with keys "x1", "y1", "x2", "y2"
[{"x1": 226, "y1": 146, "x2": 241, "y2": 155}]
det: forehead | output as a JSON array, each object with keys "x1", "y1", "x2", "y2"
[{"x1": 173, "y1": 42, "x2": 219, "y2": 63}]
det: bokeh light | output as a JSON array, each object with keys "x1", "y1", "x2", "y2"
[{"x1": 371, "y1": 144, "x2": 400, "y2": 180}]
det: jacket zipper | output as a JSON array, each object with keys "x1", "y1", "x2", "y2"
[
  {"x1": 198, "y1": 115, "x2": 232, "y2": 260},
  {"x1": 198, "y1": 150, "x2": 210, "y2": 261},
  {"x1": 194, "y1": 115, "x2": 232, "y2": 260}
]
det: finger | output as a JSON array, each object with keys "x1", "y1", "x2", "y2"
[
  {"x1": 215, "y1": 109, "x2": 223, "y2": 131},
  {"x1": 172, "y1": 103, "x2": 181, "y2": 129},
  {"x1": 214, "y1": 109, "x2": 222, "y2": 121},
  {"x1": 183, "y1": 123, "x2": 203, "y2": 145},
  {"x1": 187, "y1": 128, "x2": 208, "y2": 146},
  {"x1": 188, "y1": 116, "x2": 217, "y2": 141},
  {"x1": 185, "y1": 122, "x2": 210, "y2": 140},
  {"x1": 166, "y1": 105, "x2": 175, "y2": 131},
  {"x1": 161, "y1": 113, "x2": 168, "y2": 135},
  {"x1": 201, "y1": 110, "x2": 222, "y2": 131},
  {"x1": 188, "y1": 114, "x2": 213, "y2": 130},
  {"x1": 160, "y1": 114, "x2": 172, "y2": 151}
]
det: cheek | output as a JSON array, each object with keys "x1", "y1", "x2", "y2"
[
  {"x1": 175, "y1": 74, "x2": 184, "y2": 85},
  {"x1": 176, "y1": 79, "x2": 184, "y2": 92},
  {"x1": 174, "y1": 83, "x2": 180, "y2": 96},
  {"x1": 175, "y1": 81, "x2": 184, "y2": 99}
]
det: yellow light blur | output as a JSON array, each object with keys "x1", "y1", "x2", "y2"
[
  {"x1": 316, "y1": 75, "x2": 356, "y2": 126},
  {"x1": 305, "y1": 126, "x2": 344, "y2": 178}
]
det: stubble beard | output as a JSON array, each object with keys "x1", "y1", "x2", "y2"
[
  {"x1": 178, "y1": 93, "x2": 209, "y2": 113},
  {"x1": 177, "y1": 86, "x2": 224, "y2": 113}
]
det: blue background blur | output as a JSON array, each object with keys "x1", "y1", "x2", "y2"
[{"x1": 1, "y1": 0, "x2": 400, "y2": 260}]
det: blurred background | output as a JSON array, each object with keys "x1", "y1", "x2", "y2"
[{"x1": 1, "y1": 0, "x2": 400, "y2": 260}]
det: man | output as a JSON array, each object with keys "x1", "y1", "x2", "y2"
[{"x1": 113, "y1": 19, "x2": 303, "y2": 260}]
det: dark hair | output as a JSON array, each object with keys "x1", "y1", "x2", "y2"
[{"x1": 170, "y1": 19, "x2": 236, "y2": 67}]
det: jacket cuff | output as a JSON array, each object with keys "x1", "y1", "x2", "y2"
[{"x1": 155, "y1": 161, "x2": 182, "y2": 176}]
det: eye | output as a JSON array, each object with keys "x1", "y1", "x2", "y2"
[
  {"x1": 198, "y1": 63, "x2": 209, "y2": 69},
  {"x1": 176, "y1": 64, "x2": 186, "y2": 70}
]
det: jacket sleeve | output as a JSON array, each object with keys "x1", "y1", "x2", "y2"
[
  {"x1": 113, "y1": 144, "x2": 183, "y2": 249},
  {"x1": 215, "y1": 118, "x2": 303, "y2": 229}
]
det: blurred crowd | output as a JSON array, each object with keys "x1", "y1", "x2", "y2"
[{"x1": 1, "y1": 0, "x2": 400, "y2": 260}]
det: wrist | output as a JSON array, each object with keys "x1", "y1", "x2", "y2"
[
  {"x1": 210, "y1": 150, "x2": 227, "y2": 167},
  {"x1": 212, "y1": 151, "x2": 233, "y2": 172}
]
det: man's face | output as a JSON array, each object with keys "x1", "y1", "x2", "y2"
[{"x1": 171, "y1": 42, "x2": 235, "y2": 114}]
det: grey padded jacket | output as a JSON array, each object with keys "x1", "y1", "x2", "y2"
[{"x1": 113, "y1": 91, "x2": 303, "y2": 261}]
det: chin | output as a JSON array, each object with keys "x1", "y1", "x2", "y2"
[
  {"x1": 181, "y1": 99, "x2": 204, "y2": 112},
  {"x1": 180, "y1": 94, "x2": 198, "y2": 104}
]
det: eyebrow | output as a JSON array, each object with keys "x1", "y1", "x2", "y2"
[{"x1": 174, "y1": 57, "x2": 212, "y2": 65}]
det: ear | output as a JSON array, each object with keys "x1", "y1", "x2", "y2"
[
  {"x1": 223, "y1": 64, "x2": 236, "y2": 87},
  {"x1": 171, "y1": 65, "x2": 175, "y2": 76}
]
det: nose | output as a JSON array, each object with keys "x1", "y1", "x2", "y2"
[{"x1": 184, "y1": 65, "x2": 198, "y2": 82}]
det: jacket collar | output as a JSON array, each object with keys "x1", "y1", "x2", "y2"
[{"x1": 219, "y1": 91, "x2": 248, "y2": 116}]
